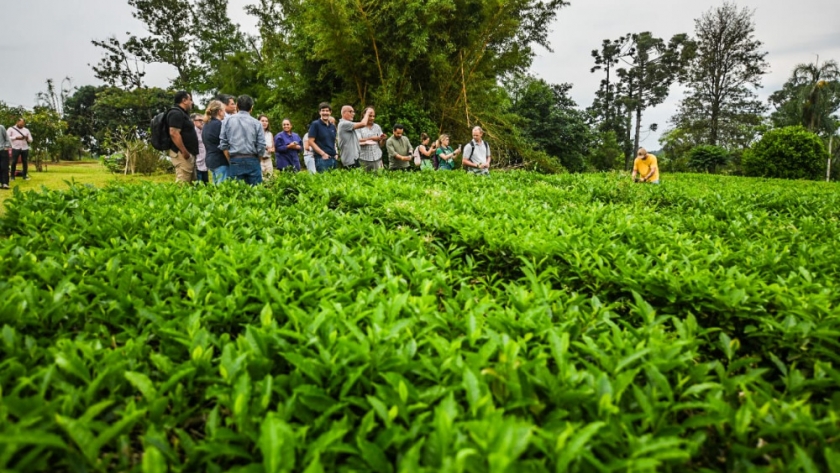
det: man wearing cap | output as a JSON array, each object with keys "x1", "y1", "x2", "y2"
[{"x1": 632, "y1": 147, "x2": 660, "y2": 184}]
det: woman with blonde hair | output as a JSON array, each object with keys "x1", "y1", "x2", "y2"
[
  {"x1": 202, "y1": 100, "x2": 229, "y2": 184},
  {"x1": 434, "y1": 134, "x2": 461, "y2": 171}
]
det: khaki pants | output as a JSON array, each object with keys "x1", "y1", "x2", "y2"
[
  {"x1": 169, "y1": 150, "x2": 195, "y2": 183},
  {"x1": 260, "y1": 156, "x2": 274, "y2": 175},
  {"x1": 360, "y1": 159, "x2": 384, "y2": 172}
]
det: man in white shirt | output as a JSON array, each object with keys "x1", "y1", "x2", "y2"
[
  {"x1": 462, "y1": 126, "x2": 491, "y2": 175},
  {"x1": 8, "y1": 118, "x2": 33, "y2": 181}
]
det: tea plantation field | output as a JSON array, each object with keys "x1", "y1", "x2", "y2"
[{"x1": 1, "y1": 171, "x2": 839, "y2": 472}]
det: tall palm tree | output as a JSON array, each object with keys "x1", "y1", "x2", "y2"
[{"x1": 792, "y1": 59, "x2": 840, "y2": 134}]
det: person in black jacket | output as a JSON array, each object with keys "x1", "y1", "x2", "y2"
[{"x1": 202, "y1": 100, "x2": 228, "y2": 184}]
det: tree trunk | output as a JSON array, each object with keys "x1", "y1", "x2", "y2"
[{"x1": 633, "y1": 104, "x2": 642, "y2": 159}]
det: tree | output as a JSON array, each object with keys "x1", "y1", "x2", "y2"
[
  {"x1": 590, "y1": 32, "x2": 693, "y2": 168},
  {"x1": 509, "y1": 76, "x2": 593, "y2": 172},
  {"x1": 672, "y1": 2, "x2": 769, "y2": 149},
  {"x1": 245, "y1": 0, "x2": 570, "y2": 168},
  {"x1": 743, "y1": 126, "x2": 826, "y2": 180},
  {"x1": 91, "y1": 0, "x2": 250, "y2": 93},
  {"x1": 621, "y1": 32, "x2": 694, "y2": 165},
  {"x1": 588, "y1": 130, "x2": 624, "y2": 171},
  {"x1": 687, "y1": 145, "x2": 729, "y2": 173},
  {"x1": 588, "y1": 36, "x2": 633, "y2": 163},
  {"x1": 770, "y1": 59, "x2": 840, "y2": 136}
]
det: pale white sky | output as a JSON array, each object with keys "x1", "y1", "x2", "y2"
[{"x1": 1, "y1": 0, "x2": 838, "y2": 147}]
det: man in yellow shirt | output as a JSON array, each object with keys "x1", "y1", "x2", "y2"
[{"x1": 632, "y1": 147, "x2": 660, "y2": 184}]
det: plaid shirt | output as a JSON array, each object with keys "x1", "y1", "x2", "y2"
[{"x1": 357, "y1": 124, "x2": 384, "y2": 162}]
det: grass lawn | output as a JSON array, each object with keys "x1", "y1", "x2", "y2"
[{"x1": 0, "y1": 161, "x2": 172, "y2": 211}]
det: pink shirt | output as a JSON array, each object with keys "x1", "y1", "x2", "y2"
[{"x1": 8, "y1": 126, "x2": 32, "y2": 150}]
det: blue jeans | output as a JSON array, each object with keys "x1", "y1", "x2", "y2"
[
  {"x1": 196, "y1": 170, "x2": 210, "y2": 183},
  {"x1": 229, "y1": 157, "x2": 263, "y2": 186},
  {"x1": 315, "y1": 156, "x2": 337, "y2": 173},
  {"x1": 211, "y1": 165, "x2": 229, "y2": 185}
]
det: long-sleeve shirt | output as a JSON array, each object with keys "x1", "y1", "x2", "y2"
[
  {"x1": 0, "y1": 126, "x2": 10, "y2": 149},
  {"x1": 202, "y1": 118, "x2": 226, "y2": 169},
  {"x1": 8, "y1": 126, "x2": 32, "y2": 150},
  {"x1": 219, "y1": 112, "x2": 265, "y2": 158},
  {"x1": 274, "y1": 131, "x2": 302, "y2": 171},
  {"x1": 386, "y1": 135, "x2": 413, "y2": 170},
  {"x1": 195, "y1": 125, "x2": 207, "y2": 171}
]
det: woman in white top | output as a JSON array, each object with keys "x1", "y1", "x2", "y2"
[
  {"x1": 356, "y1": 106, "x2": 387, "y2": 170},
  {"x1": 302, "y1": 132, "x2": 316, "y2": 174},
  {"x1": 258, "y1": 115, "x2": 275, "y2": 176}
]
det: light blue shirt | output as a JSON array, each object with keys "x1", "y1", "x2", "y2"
[
  {"x1": 219, "y1": 111, "x2": 265, "y2": 158},
  {"x1": 0, "y1": 125, "x2": 10, "y2": 149}
]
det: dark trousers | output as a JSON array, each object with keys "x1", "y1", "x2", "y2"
[
  {"x1": 0, "y1": 149, "x2": 9, "y2": 185},
  {"x1": 196, "y1": 170, "x2": 210, "y2": 184},
  {"x1": 11, "y1": 149, "x2": 29, "y2": 178}
]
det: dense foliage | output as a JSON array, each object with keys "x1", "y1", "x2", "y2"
[
  {"x1": 1, "y1": 171, "x2": 839, "y2": 472},
  {"x1": 687, "y1": 145, "x2": 729, "y2": 174},
  {"x1": 743, "y1": 126, "x2": 827, "y2": 180}
]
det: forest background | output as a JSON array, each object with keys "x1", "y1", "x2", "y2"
[{"x1": 0, "y1": 0, "x2": 838, "y2": 176}]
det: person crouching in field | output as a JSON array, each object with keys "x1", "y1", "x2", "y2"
[
  {"x1": 202, "y1": 100, "x2": 228, "y2": 184},
  {"x1": 632, "y1": 147, "x2": 660, "y2": 184}
]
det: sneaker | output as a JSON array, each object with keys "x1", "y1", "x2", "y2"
[
  {"x1": 1, "y1": 184, "x2": 9, "y2": 189},
  {"x1": 10, "y1": 176, "x2": 14, "y2": 181},
  {"x1": 23, "y1": 176, "x2": 31, "y2": 181}
]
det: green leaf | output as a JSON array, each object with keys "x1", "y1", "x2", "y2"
[
  {"x1": 555, "y1": 422, "x2": 604, "y2": 472},
  {"x1": 125, "y1": 371, "x2": 157, "y2": 400},
  {"x1": 260, "y1": 414, "x2": 296, "y2": 473}
]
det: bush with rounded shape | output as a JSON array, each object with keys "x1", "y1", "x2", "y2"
[
  {"x1": 743, "y1": 126, "x2": 827, "y2": 180},
  {"x1": 688, "y1": 145, "x2": 730, "y2": 173}
]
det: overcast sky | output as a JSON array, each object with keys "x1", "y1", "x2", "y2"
[{"x1": 2, "y1": 0, "x2": 838, "y2": 147}]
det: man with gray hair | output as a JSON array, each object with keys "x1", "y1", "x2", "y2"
[
  {"x1": 462, "y1": 126, "x2": 491, "y2": 175},
  {"x1": 219, "y1": 95, "x2": 266, "y2": 185},
  {"x1": 337, "y1": 105, "x2": 373, "y2": 169}
]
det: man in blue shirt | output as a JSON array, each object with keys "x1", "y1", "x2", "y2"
[
  {"x1": 308, "y1": 103, "x2": 337, "y2": 173},
  {"x1": 274, "y1": 119, "x2": 303, "y2": 171},
  {"x1": 219, "y1": 95, "x2": 266, "y2": 186}
]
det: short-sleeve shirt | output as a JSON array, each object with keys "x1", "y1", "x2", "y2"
[
  {"x1": 308, "y1": 119, "x2": 337, "y2": 157},
  {"x1": 167, "y1": 107, "x2": 199, "y2": 155},
  {"x1": 463, "y1": 140, "x2": 490, "y2": 169},
  {"x1": 633, "y1": 154, "x2": 660, "y2": 182},
  {"x1": 437, "y1": 146, "x2": 455, "y2": 171},
  {"x1": 337, "y1": 119, "x2": 360, "y2": 166}
]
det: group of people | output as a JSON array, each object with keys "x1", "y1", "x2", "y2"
[
  {"x1": 164, "y1": 92, "x2": 493, "y2": 185},
  {"x1": 0, "y1": 118, "x2": 34, "y2": 189}
]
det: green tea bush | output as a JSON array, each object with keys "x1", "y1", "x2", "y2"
[
  {"x1": 687, "y1": 145, "x2": 729, "y2": 173},
  {"x1": 743, "y1": 126, "x2": 827, "y2": 179},
  {"x1": 1, "y1": 172, "x2": 839, "y2": 472}
]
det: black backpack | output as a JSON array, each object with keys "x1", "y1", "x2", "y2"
[{"x1": 150, "y1": 107, "x2": 180, "y2": 151}]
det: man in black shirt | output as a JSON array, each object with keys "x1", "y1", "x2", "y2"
[{"x1": 167, "y1": 91, "x2": 199, "y2": 183}]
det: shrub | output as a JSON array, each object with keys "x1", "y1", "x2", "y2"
[
  {"x1": 743, "y1": 126, "x2": 827, "y2": 179},
  {"x1": 687, "y1": 145, "x2": 730, "y2": 173}
]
